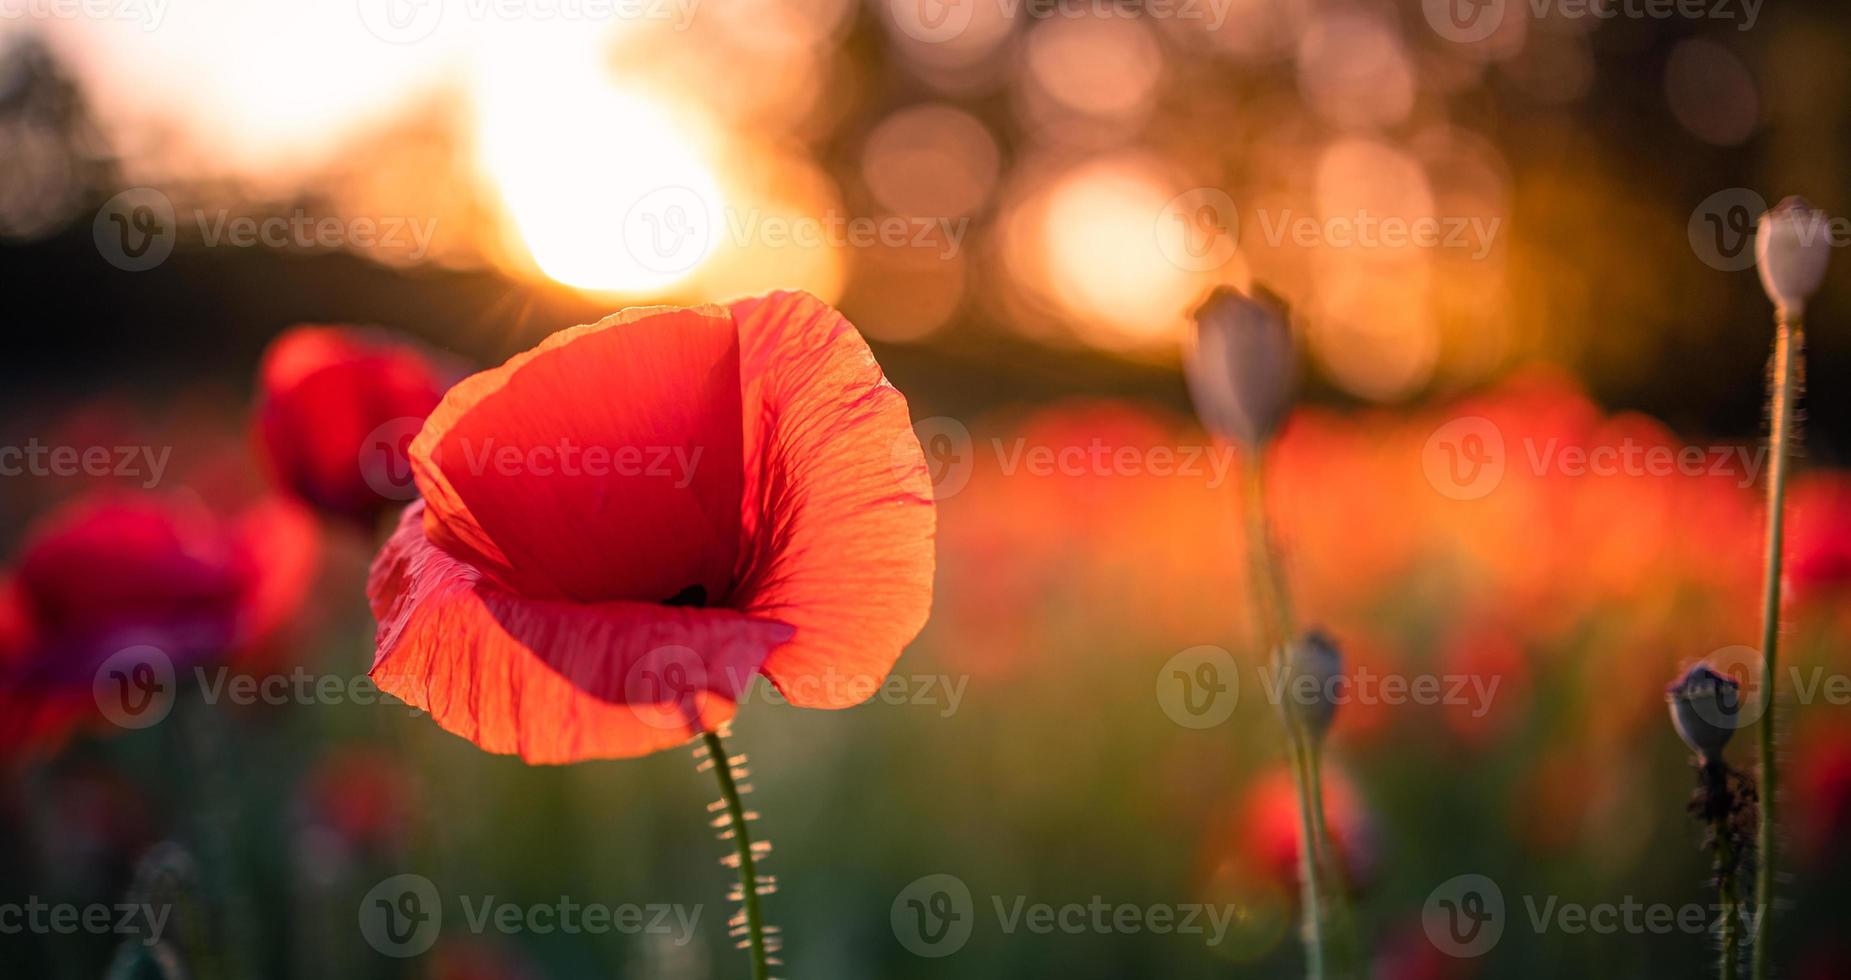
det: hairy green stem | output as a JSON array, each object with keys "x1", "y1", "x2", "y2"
[
  {"x1": 702, "y1": 729, "x2": 769, "y2": 980},
  {"x1": 1717, "y1": 815, "x2": 1740, "y2": 980},
  {"x1": 1752, "y1": 315, "x2": 1799, "y2": 980}
]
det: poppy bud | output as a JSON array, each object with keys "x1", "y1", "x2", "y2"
[
  {"x1": 253, "y1": 326, "x2": 454, "y2": 529},
  {"x1": 1281, "y1": 629, "x2": 1343, "y2": 743},
  {"x1": 1665, "y1": 663, "x2": 1741, "y2": 763},
  {"x1": 1755, "y1": 196, "x2": 1831, "y2": 319},
  {"x1": 1185, "y1": 286, "x2": 1297, "y2": 448}
]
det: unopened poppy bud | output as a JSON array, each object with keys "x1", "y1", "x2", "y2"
[
  {"x1": 1665, "y1": 663, "x2": 1741, "y2": 762},
  {"x1": 1755, "y1": 196, "x2": 1831, "y2": 319},
  {"x1": 1185, "y1": 286, "x2": 1296, "y2": 448},
  {"x1": 1281, "y1": 629, "x2": 1342, "y2": 742}
]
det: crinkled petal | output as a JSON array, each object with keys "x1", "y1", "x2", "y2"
[
  {"x1": 729, "y1": 291, "x2": 936, "y2": 707},
  {"x1": 411, "y1": 307, "x2": 744, "y2": 605},
  {"x1": 368, "y1": 504, "x2": 791, "y2": 763}
]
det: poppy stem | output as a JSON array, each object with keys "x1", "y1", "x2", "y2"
[
  {"x1": 1709, "y1": 762, "x2": 1741, "y2": 980},
  {"x1": 1240, "y1": 456, "x2": 1333, "y2": 980},
  {"x1": 700, "y1": 728, "x2": 772, "y2": 980},
  {"x1": 1751, "y1": 313, "x2": 1801, "y2": 980}
]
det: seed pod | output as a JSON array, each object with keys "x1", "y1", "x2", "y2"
[
  {"x1": 1665, "y1": 663, "x2": 1742, "y2": 762},
  {"x1": 1185, "y1": 286, "x2": 1296, "y2": 448},
  {"x1": 1282, "y1": 629, "x2": 1343, "y2": 743},
  {"x1": 1755, "y1": 196, "x2": 1830, "y2": 319}
]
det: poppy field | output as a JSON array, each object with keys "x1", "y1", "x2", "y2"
[{"x1": 2, "y1": 2, "x2": 1850, "y2": 979}]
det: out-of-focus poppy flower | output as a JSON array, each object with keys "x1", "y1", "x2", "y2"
[
  {"x1": 1219, "y1": 765, "x2": 1376, "y2": 896},
  {"x1": 368, "y1": 291, "x2": 935, "y2": 762},
  {"x1": 299, "y1": 746, "x2": 414, "y2": 850},
  {"x1": 254, "y1": 325, "x2": 454, "y2": 529},
  {"x1": 1790, "y1": 473, "x2": 1851, "y2": 606},
  {"x1": 428, "y1": 938, "x2": 542, "y2": 980},
  {"x1": 0, "y1": 491, "x2": 316, "y2": 755},
  {"x1": 1793, "y1": 720, "x2": 1851, "y2": 860}
]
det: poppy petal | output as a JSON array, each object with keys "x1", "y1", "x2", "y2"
[
  {"x1": 729, "y1": 291, "x2": 936, "y2": 707},
  {"x1": 254, "y1": 325, "x2": 450, "y2": 527},
  {"x1": 368, "y1": 504, "x2": 792, "y2": 763},
  {"x1": 411, "y1": 307, "x2": 745, "y2": 605}
]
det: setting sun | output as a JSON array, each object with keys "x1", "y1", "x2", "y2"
[{"x1": 473, "y1": 49, "x2": 725, "y2": 295}]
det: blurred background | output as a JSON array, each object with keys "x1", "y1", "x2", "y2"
[{"x1": 2, "y1": 0, "x2": 1851, "y2": 976}]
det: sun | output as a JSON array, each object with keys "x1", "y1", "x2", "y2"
[{"x1": 473, "y1": 47, "x2": 726, "y2": 295}]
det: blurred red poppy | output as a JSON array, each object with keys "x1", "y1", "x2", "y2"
[
  {"x1": 1231, "y1": 766, "x2": 1375, "y2": 895},
  {"x1": 253, "y1": 325, "x2": 454, "y2": 528},
  {"x1": 300, "y1": 745, "x2": 414, "y2": 849},
  {"x1": 367, "y1": 291, "x2": 935, "y2": 762},
  {"x1": 0, "y1": 492, "x2": 316, "y2": 755},
  {"x1": 1790, "y1": 473, "x2": 1851, "y2": 605}
]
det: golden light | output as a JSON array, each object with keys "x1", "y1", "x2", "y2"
[
  {"x1": 1027, "y1": 155, "x2": 1225, "y2": 349},
  {"x1": 472, "y1": 39, "x2": 725, "y2": 295}
]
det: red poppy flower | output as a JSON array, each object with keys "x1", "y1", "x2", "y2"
[
  {"x1": 0, "y1": 492, "x2": 316, "y2": 755},
  {"x1": 301, "y1": 746, "x2": 415, "y2": 849},
  {"x1": 367, "y1": 291, "x2": 935, "y2": 762},
  {"x1": 1790, "y1": 473, "x2": 1851, "y2": 605},
  {"x1": 1229, "y1": 766, "x2": 1375, "y2": 895},
  {"x1": 254, "y1": 325, "x2": 454, "y2": 528}
]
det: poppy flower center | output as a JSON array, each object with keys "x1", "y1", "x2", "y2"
[{"x1": 663, "y1": 584, "x2": 708, "y2": 608}]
